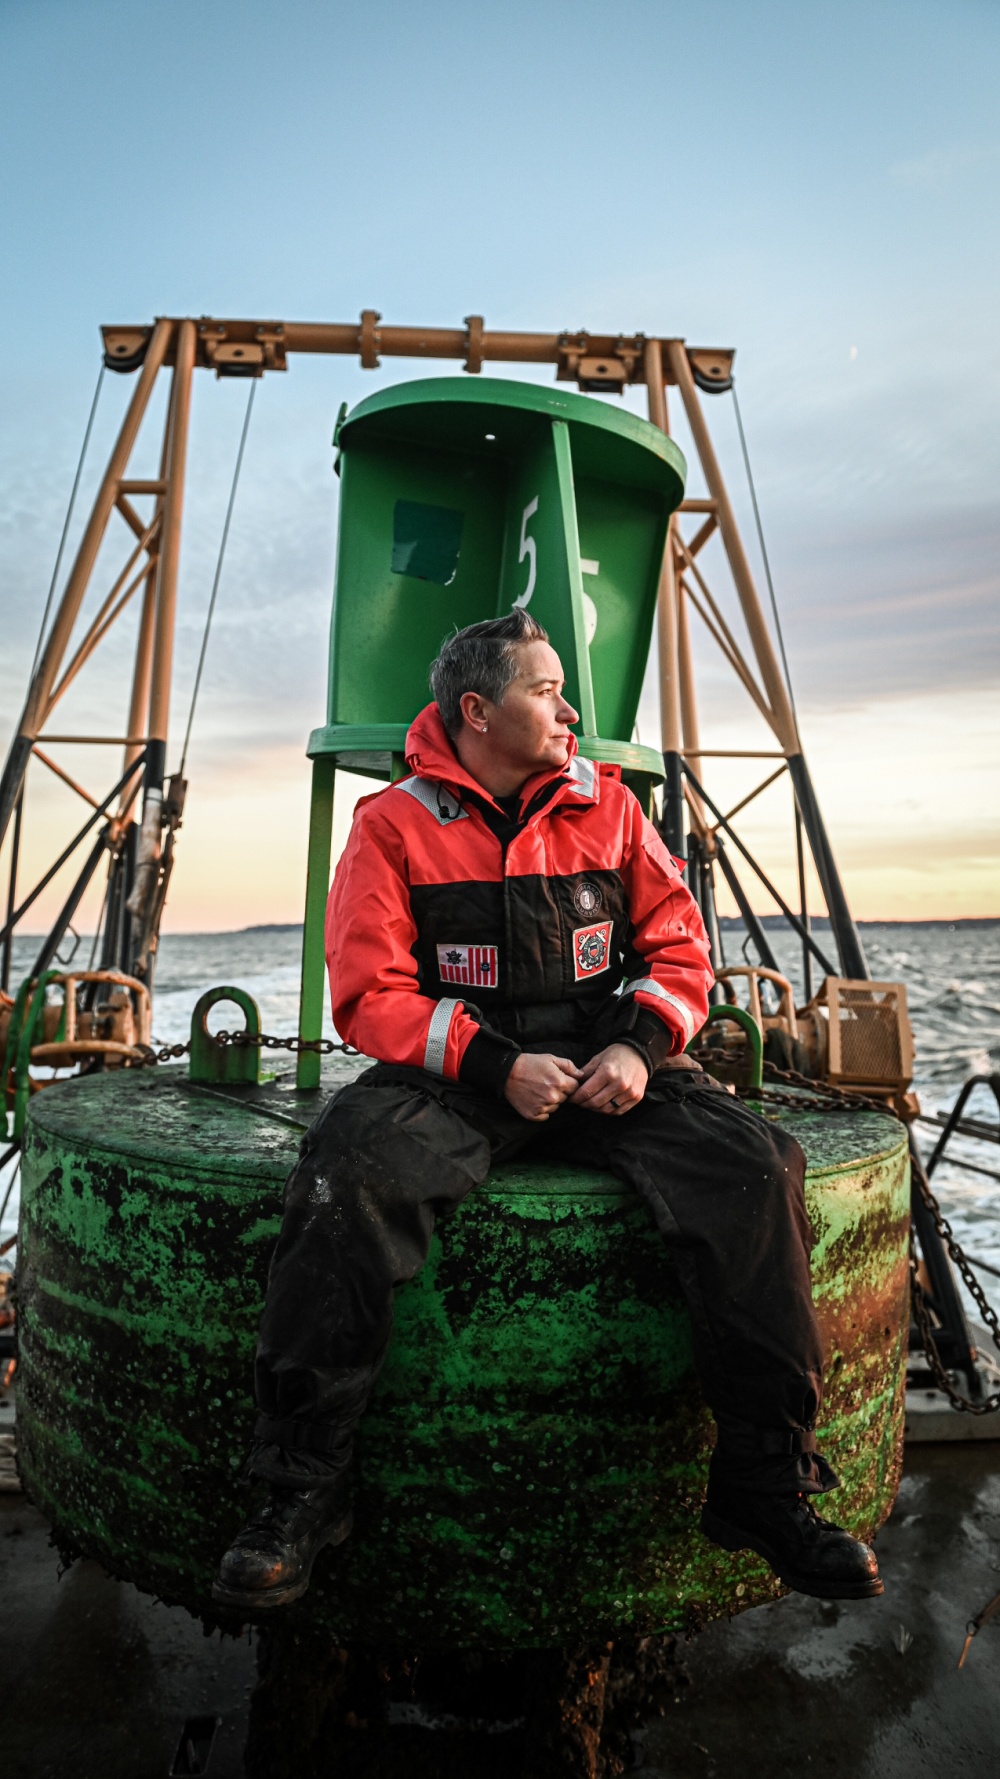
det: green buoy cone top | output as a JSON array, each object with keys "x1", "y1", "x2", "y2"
[{"x1": 310, "y1": 377, "x2": 686, "y2": 785}]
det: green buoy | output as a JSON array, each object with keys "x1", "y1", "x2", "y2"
[{"x1": 17, "y1": 1054, "x2": 908, "y2": 1645}]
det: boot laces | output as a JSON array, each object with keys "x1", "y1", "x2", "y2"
[
  {"x1": 788, "y1": 1493, "x2": 837, "y2": 1537},
  {"x1": 242, "y1": 1487, "x2": 317, "y2": 1548}
]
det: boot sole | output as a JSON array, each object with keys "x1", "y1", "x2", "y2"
[
  {"x1": 210, "y1": 1510, "x2": 353, "y2": 1613},
  {"x1": 700, "y1": 1505, "x2": 884, "y2": 1601}
]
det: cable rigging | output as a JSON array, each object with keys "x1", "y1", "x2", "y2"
[
  {"x1": 30, "y1": 362, "x2": 106, "y2": 680},
  {"x1": 178, "y1": 379, "x2": 257, "y2": 779},
  {"x1": 730, "y1": 382, "x2": 797, "y2": 721}
]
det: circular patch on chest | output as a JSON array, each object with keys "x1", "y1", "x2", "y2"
[{"x1": 573, "y1": 879, "x2": 603, "y2": 918}]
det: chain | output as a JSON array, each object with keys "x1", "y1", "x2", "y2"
[
  {"x1": 215, "y1": 1030, "x2": 358, "y2": 1057},
  {"x1": 907, "y1": 1190, "x2": 1000, "y2": 1415},
  {"x1": 737, "y1": 1061, "x2": 1000, "y2": 1413},
  {"x1": 135, "y1": 1041, "x2": 190, "y2": 1065},
  {"x1": 133, "y1": 1031, "x2": 357, "y2": 1066},
  {"x1": 740, "y1": 1060, "x2": 904, "y2": 1120}
]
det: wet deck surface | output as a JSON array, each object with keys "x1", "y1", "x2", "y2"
[
  {"x1": 635, "y1": 1444, "x2": 1000, "y2": 1778},
  {"x1": 3, "y1": 1445, "x2": 998, "y2": 1778}
]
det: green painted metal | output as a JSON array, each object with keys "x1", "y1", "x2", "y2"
[
  {"x1": 188, "y1": 987, "x2": 260, "y2": 1086},
  {"x1": 295, "y1": 376, "x2": 683, "y2": 1076},
  {"x1": 305, "y1": 725, "x2": 665, "y2": 789},
  {"x1": 17, "y1": 1062, "x2": 909, "y2": 1648},
  {"x1": 696, "y1": 1004, "x2": 764, "y2": 1091},
  {"x1": 6, "y1": 970, "x2": 63, "y2": 1140},
  {"x1": 327, "y1": 377, "x2": 685, "y2": 751},
  {"x1": 4, "y1": 974, "x2": 38, "y2": 1136},
  {"x1": 296, "y1": 756, "x2": 336, "y2": 1091}
]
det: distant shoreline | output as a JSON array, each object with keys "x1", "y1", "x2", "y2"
[
  {"x1": 11, "y1": 916, "x2": 999, "y2": 942},
  {"x1": 188, "y1": 915, "x2": 1000, "y2": 937}
]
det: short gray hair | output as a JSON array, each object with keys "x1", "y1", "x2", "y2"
[{"x1": 429, "y1": 610, "x2": 549, "y2": 736}]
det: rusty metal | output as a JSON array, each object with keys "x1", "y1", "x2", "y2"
[
  {"x1": 667, "y1": 339, "x2": 799, "y2": 754},
  {"x1": 30, "y1": 747, "x2": 101, "y2": 809},
  {"x1": 737, "y1": 1059, "x2": 1000, "y2": 1417},
  {"x1": 958, "y1": 1585, "x2": 1000, "y2": 1669},
  {"x1": 99, "y1": 316, "x2": 734, "y2": 385},
  {"x1": 2, "y1": 968, "x2": 152, "y2": 1088}
]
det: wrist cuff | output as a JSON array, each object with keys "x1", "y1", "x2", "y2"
[
  {"x1": 613, "y1": 1036, "x2": 654, "y2": 1078},
  {"x1": 459, "y1": 1028, "x2": 521, "y2": 1097},
  {"x1": 610, "y1": 1003, "x2": 679, "y2": 1068}
]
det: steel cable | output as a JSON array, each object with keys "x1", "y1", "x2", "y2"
[
  {"x1": 730, "y1": 383, "x2": 797, "y2": 722},
  {"x1": 179, "y1": 380, "x2": 257, "y2": 778},
  {"x1": 30, "y1": 362, "x2": 106, "y2": 680}
]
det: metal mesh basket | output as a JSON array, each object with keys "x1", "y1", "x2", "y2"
[{"x1": 825, "y1": 980, "x2": 914, "y2": 1088}]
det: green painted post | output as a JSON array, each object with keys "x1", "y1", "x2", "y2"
[
  {"x1": 10, "y1": 971, "x2": 62, "y2": 1140},
  {"x1": 297, "y1": 756, "x2": 336, "y2": 1090},
  {"x1": 552, "y1": 420, "x2": 597, "y2": 737}
]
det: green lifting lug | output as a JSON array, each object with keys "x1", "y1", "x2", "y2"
[
  {"x1": 6, "y1": 971, "x2": 65, "y2": 1141},
  {"x1": 689, "y1": 1001, "x2": 764, "y2": 1098},
  {"x1": 189, "y1": 986, "x2": 261, "y2": 1086}
]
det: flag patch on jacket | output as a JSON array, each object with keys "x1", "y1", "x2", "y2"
[
  {"x1": 436, "y1": 944, "x2": 499, "y2": 988},
  {"x1": 573, "y1": 921, "x2": 612, "y2": 981}
]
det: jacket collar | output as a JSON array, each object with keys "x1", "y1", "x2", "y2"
[{"x1": 403, "y1": 703, "x2": 597, "y2": 813}]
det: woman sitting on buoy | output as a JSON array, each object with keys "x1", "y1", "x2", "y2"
[{"x1": 213, "y1": 610, "x2": 882, "y2": 1611}]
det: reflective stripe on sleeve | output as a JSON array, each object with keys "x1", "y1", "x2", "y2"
[
  {"x1": 424, "y1": 997, "x2": 461, "y2": 1074},
  {"x1": 623, "y1": 977, "x2": 696, "y2": 1045}
]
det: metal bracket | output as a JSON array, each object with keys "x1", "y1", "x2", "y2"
[
  {"x1": 359, "y1": 309, "x2": 382, "y2": 369},
  {"x1": 102, "y1": 327, "x2": 153, "y2": 373},
  {"x1": 463, "y1": 315, "x2": 484, "y2": 374},
  {"x1": 195, "y1": 322, "x2": 287, "y2": 378},
  {"x1": 691, "y1": 1001, "x2": 764, "y2": 1093},
  {"x1": 189, "y1": 986, "x2": 261, "y2": 1085},
  {"x1": 688, "y1": 347, "x2": 735, "y2": 393}
]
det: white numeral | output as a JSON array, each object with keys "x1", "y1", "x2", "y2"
[{"x1": 513, "y1": 496, "x2": 539, "y2": 607}]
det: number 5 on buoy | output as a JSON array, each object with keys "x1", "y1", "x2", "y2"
[{"x1": 513, "y1": 495, "x2": 539, "y2": 607}]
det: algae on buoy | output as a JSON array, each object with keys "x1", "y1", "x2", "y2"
[{"x1": 17, "y1": 1055, "x2": 908, "y2": 1645}]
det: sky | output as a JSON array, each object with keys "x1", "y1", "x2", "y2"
[{"x1": 1, "y1": 0, "x2": 997, "y2": 938}]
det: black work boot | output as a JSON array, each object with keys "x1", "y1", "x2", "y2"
[
  {"x1": 701, "y1": 1486, "x2": 883, "y2": 1600},
  {"x1": 211, "y1": 1475, "x2": 352, "y2": 1611}
]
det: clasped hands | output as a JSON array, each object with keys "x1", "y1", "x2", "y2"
[{"x1": 503, "y1": 1043, "x2": 700, "y2": 1123}]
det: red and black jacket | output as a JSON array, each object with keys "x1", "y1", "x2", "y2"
[{"x1": 326, "y1": 704, "x2": 713, "y2": 1095}]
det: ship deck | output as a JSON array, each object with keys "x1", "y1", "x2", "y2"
[{"x1": 2, "y1": 1441, "x2": 997, "y2": 1777}]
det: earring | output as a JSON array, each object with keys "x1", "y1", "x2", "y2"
[{"x1": 481, "y1": 724, "x2": 488, "y2": 733}]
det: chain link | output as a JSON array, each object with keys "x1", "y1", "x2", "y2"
[
  {"x1": 134, "y1": 1030, "x2": 358, "y2": 1066},
  {"x1": 134, "y1": 1041, "x2": 190, "y2": 1065}
]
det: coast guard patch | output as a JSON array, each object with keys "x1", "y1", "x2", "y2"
[
  {"x1": 572, "y1": 879, "x2": 603, "y2": 918},
  {"x1": 573, "y1": 921, "x2": 612, "y2": 982},
  {"x1": 436, "y1": 944, "x2": 498, "y2": 988}
]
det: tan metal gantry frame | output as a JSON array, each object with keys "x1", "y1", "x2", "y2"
[{"x1": 0, "y1": 312, "x2": 866, "y2": 991}]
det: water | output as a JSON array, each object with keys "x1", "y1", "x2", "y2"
[{"x1": 4, "y1": 922, "x2": 999, "y2": 1317}]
